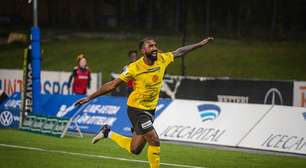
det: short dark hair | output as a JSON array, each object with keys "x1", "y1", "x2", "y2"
[
  {"x1": 138, "y1": 37, "x2": 155, "y2": 50},
  {"x1": 128, "y1": 50, "x2": 138, "y2": 57}
]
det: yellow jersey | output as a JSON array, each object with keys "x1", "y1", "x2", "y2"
[{"x1": 119, "y1": 52, "x2": 174, "y2": 110}]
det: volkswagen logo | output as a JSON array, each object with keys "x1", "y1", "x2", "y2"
[{"x1": 0, "y1": 111, "x2": 14, "y2": 126}]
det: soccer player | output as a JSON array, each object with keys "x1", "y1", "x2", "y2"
[{"x1": 76, "y1": 37, "x2": 214, "y2": 168}]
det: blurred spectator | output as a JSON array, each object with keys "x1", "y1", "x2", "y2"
[
  {"x1": 0, "y1": 92, "x2": 8, "y2": 104},
  {"x1": 7, "y1": 32, "x2": 27, "y2": 44},
  {"x1": 68, "y1": 54, "x2": 91, "y2": 95},
  {"x1": 121, "y1": 50, "x2": 138, "y2": 95}
]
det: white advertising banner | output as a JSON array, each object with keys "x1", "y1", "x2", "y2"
[
  {"x1": 154, "y1": 99, "x2": 271, "y2": 146},
  {"x1": 0, "y1": 69, "x2": 22, "y2": 96},
  {"x1": 40, "y1": 71, "x2": 99, "y2": 95},
  {"x1": 293, "y1": 81, "x2": 306, "y2": 108},
  {"x1": 0, "y1": 69, "x2": 100, "y2": 96},
  {"x1": 239, "y1": 105, "x2": 306, "y2": 155}
]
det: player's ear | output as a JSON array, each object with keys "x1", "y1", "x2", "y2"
[{"x1": 140, "y1": 48, "x2": 145, "y2": 54}]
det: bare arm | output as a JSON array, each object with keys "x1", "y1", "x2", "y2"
[
  {"x1": 172, "y1": 37, "x2": 214, "y2": 58},
  {"x1": 75, "y1": 78, "x2": 124, "y2": 105}
]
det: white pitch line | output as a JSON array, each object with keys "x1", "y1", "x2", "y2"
[{"x1": 0, "y1": 143, "x2": 206, "y2": 168}]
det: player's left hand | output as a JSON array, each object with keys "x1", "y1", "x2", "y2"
[{"x1": 199, "y1": 37, "x2": 214, "y2": 46}]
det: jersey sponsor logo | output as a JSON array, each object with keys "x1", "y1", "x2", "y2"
[
  {"x1": 147, "y1": 67, "x2": 160, "y2": 72},
  {"x1": 141, "y1": 120, "x2": 153, "y2": 129},
  {"x1": 197, "y1": 104, "x2": 221, "y2": 122},
  {"x1": 152, "y1": 75, "x2": 159, "y2": 82},
  {"x1": 78, "y1": 76, "x2": 89, "y2": 80}
]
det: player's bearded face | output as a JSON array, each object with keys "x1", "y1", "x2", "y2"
[
  {"x1": 144, "y1": 40, "x2": 158, "y2": 61},
  {"x1": 147, "y1": 50, "x2": 157, "y2": 61}
]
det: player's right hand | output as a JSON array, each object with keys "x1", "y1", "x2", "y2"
[{"x1": 75, "y1": 97, "x2": 90, "y2": 106}]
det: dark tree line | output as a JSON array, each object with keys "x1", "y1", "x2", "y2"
[{"x1": 1, "y1": 0, "x2": 306, "y2": 40}]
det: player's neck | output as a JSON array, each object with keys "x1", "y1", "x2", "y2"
[{"x1": 143, "y1": 56, "x2": 155, "y2": 66}]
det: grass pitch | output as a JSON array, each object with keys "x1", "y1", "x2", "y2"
[{"x1": 0, "y1": 129, "x2": 305, "y2": 168}]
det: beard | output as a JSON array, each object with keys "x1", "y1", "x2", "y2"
[{"x1": 146, "y1": 50, "x2": 158, "y2": 61}]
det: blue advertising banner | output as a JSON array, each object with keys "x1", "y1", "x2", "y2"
[
  {"x1": 39, "y1": 95, "x2": 172, "y2": 136},
  {"x1": 0, "y1": 92, "x2": 172, "y2": 136},
  {"x1": 0, "y1": 93, "x2": 20, "y2": 128}
]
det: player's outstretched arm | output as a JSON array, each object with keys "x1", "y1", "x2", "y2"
[
  {"x1": 172, "y1": 37, "x2": 214, "y2": 58},
  {"x1": 75, "y1": 78, "x2": 124, "y2": 105}
]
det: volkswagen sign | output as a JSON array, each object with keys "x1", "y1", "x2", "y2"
[{"x1": 0, "y1": 111, "x2": 13, "y2": 126}]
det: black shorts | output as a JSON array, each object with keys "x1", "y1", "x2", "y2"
[{"x1": 127, "y1": 106, "x2": 155, "y2": 135}]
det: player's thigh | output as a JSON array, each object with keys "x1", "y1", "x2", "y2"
[
  {"x1": 131, "y1": 132, "x2": 146, "y2": 147},
  {"x1": 130, "y1": 133, "x2": 146, "y2": 154},
  {"x1": 143, "y1": 129, "x2": 160, "y2": 146}
]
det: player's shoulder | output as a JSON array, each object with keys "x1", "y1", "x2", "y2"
[
  {"x1": 159, "y1": 52, "x2": 174, "y2": 58},
  {"x1": 158, "y1": 52, "x2": 174, "y2": 63},
  {"x1": 128, "y1": 57, "x2": 143, "y2": 71},
  {"x1": 121, "y1": 62, "x2": 137, "y2": 75}
]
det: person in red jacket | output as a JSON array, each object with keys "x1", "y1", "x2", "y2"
[{"x1": 68, "y1": 54, "x2": 91, "y2": 95}]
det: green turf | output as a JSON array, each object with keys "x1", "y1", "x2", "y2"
[
  {"x1": 0, "y1": 129, "x2": 305, "y2": 168},
  {"x1": 0, "y1": 37, "x2": 305, "y2": 82}
]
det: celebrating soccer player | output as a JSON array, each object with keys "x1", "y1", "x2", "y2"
[{"x1": 76, "y1": 37, "x2": 214, "y2": 168}]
